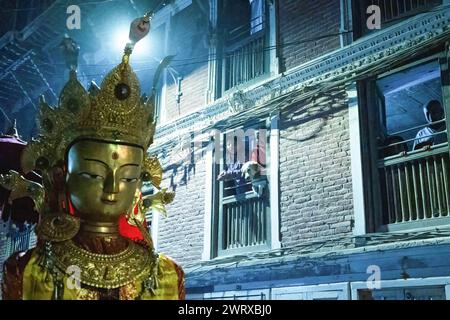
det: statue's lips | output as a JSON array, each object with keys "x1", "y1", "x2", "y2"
[{"x1": 101, "y1": 199, "x2": 118, "y2": 205}]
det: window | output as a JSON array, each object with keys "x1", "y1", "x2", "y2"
[
  {"x1": 219, "y1": 0, "x2": 270, "y2": 93},
  {"x1": 211, "y1": 121, "x2": 271, "y2": 257},
  {"x1": 352, "y1": 0, "x2": 443, "y2": 39},
  {"x1": 359, "y1": 53, "x2": 450, "y2": 232}
]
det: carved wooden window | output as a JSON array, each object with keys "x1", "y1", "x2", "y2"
[
  {"x1": 359, "y1": 51, "x2": 450, "y2": 232},
  {"x1": 218, "y1": 0, "x2": 270, "y2": 92},
  {"x1": 211, "y1": 121, "x2": 271, "y2": 257}
]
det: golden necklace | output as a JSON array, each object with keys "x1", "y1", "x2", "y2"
[{"x1": 50, "y1": 239, "x2": 156, "y2": 289}]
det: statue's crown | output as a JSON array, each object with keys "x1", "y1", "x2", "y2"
[
  {"x1": 22, "y1": 14, "x2": 156, "y2": 172},
  {"x1": 59, "y1": 53, "x2": 155, "y2": 149}
]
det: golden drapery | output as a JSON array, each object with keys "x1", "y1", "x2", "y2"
[{"x1": 3, "y1": 248, "x2": 184, "y2": 300}]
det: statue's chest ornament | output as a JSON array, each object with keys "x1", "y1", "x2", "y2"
[{"x1": 51, "y1": 239, "x2": 157, "y2": 289}]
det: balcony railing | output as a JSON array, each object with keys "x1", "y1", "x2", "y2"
[
  {"x1": 223, "y1": 30, "x2": 268, "y2": 91},
  {"x1": 218, "y1": 186, "x2": 269, "y2": 256},
  {"x1": 378, "y1": 144, "x2": 450, "y2": 229}
]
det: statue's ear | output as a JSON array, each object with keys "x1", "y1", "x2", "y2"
[
  {"x1": 142, "y1": 155, "x2": 162, "y2": 188},
  {"x1": 141, "y1": 170, "x2": 151, "y2": 182}
]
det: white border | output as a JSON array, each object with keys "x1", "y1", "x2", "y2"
[
  {"x1": 269, "y1": 113, "x2": 281, "y2": 249},
  {"x1": 347, "y1": 83, "x2": 366, "y2": 236},
  {"x1": 202, "y1": 141, "x2": 214, "y2": 260}
]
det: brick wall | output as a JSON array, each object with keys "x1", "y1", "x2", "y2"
[
  {"x1": 279, "y1": 87, "x2": 354, "y2": 247},
  {"x1": 278, "y1": 0, "x2": 341, "y2": 72},
  {"x1": 165, "y1": 65, "x2": 209, "y2": 121},
  {"x1": 156, "y1": 157, "x2": 207, "y2": 266},
  {"x1": 156, "y1": 87, "x2": 355, "y2": 267},
  {"x1": 155, "y1": 1, "x2": 355, "y2": 267},
  {"x1": 163, "y1": 2, "x2": 210, "y2": 122}
]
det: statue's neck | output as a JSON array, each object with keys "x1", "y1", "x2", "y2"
[
  {"x1": 79, "y1": 220, "x2": 119, "y2": 234},
  {"x1": 73, "y1": 220, "x2": 129, "y2": 254}
]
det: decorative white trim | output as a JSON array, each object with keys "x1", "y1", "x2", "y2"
[
  {"x1": 201, "y1": 141, "x2": 214, "y2": 261},
  {"x1": 347, "y1": 83, "x2": 366, "y2": 236},
  {"x1": 339, "y1": 0, "x2": 353, "y2": 47},
  {"x1": 269, "y1": 113, "x2": 281, "y2": 249},
  {"x1": 206, "y1": 0, "x2": 219, "y2": 104},
  {"x1": 268, "y1": 0, "x2": 279, "y2": 76},
  {"x1": 350, "y1": 277, "x2": 450, "y2": 300}
]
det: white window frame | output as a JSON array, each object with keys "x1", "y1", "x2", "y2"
[
  {"x1": 202, "y1": 113, "x2": 281, "y2": 260},
  {"x1": 348, "y1": 82, "x2": 367, "y2": 236},
  {"x1": 340, "y1": 0, "x2": 353, "y2": 47}
]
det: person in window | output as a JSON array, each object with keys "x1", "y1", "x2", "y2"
[
  {"x1": 217, "y1": 139, "x2": 247, "y2": 195},
  {"x1": 242, "y1": 136, "x2": 266, "y2": 178},
  {"x1": 380, "y1": 135, "x2": 407, "y2": 158},
  {"x1": 217, "y1": 136, "x2": 267, "y2": 196},
  {"x1": 242, "y1": 140, "x2": 267, "y2": 196},
  {"x1": 413, "y1": 100, "x2": 446, "y2": 150}
]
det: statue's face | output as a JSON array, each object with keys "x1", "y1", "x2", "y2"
[{"x1": 66, "y1": 140, "x2": 143, "y2": 222}]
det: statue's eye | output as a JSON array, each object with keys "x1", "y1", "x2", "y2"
[
  {"x1": 79, "y1": 172, "x2": 104, "y2": 181},
  {"x1": 121, "y1": 177, "x2": 138, "y2": 183}
]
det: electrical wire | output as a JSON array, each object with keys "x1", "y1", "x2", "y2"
[{"x1": 3, "y1": 1, "x2": 449, "y2": 79}]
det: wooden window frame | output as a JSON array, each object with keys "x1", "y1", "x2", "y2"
[{"x1": 357, "y1": 48, "x2": 450, "y2": 233}]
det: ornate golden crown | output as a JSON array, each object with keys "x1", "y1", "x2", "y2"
[
  {"x1": 0, "y1": 13, "x2": 174, "y2": 246},
  {"x1": 21, "y1": 51, "x2": 156, "y2": 173}
]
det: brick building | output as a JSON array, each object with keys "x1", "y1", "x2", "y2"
[
  {"x1": 1, "y1": 0, "x2": 450, "y2": 300},
  {"x1": 149, "y1": 0, "x2": 450, "y2": 300}
]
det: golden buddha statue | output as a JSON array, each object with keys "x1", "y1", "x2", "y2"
[{"x1": 0, "y1": 13, "x2": 184, "y2": 300}]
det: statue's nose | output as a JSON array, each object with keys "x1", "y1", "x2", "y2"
[
  {"x1": 103, "y1": 171, "x2": 119, "y2": 195},
  {"x1": 102, "y1": 192, "x2": 118, "y2": 203}
]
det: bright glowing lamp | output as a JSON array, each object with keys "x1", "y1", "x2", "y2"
[
  {"x1": 113, "y1": 27, "x2": 151, "y2": 60},
  {"x1": 115, "y1": 28, "x2": 130, "y2": 52}
]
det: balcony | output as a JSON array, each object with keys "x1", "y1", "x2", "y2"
[
  {"x1": 218, "y1": 183, "x2": 269, "y2": 256},
  {"x1": 378, "y1": 142, "x2": 450, "y2": 231},
  {"x1": 223, "y1": 31, "x2": 268, "y2": 91}
]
